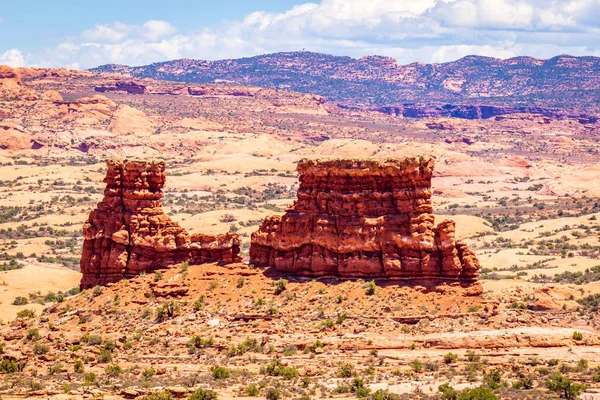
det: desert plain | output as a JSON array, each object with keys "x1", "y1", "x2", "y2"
[{"x1": 1, "y1": 65, "x2": 600, "y2": 399}]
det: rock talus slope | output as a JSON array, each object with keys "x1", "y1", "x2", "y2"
[
  {"x1": 80, "y1": 160, "x2": 242, "y2": 289},
  {"x1": 250, "y1": 157, "x2": 480, "y2": 285}
]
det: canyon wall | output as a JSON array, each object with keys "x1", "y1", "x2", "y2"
[
  {"x1": 80, "y1": 160, "x2": 242, "y2": 289},
  {"x1": 250, "y1": 157, "x2": 480, "y2": 285}
]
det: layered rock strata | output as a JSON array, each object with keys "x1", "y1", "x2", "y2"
[
  {"x1": 80, "y1": 160, "x2": 241, "y2": 289},
  {"x1": 250, "y1": 157, "x2": 480, "y2": 284}
]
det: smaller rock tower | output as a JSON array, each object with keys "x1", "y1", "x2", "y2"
[{"x1": 80, "y1": 160, "x2": 242, "y2": 289}]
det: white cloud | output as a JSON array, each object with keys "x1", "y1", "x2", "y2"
[
  {"x1": 81, "y1": 22, "x2": 131, "y2": 43},
  {"x1": 142, "y1": 20, "x2": 176, "y2": 41},
  {"x1": 11, "y1": 0, "x2": 600, "y2": 69},
  {"x1": 0, "y1": 49, "x2": 26, "y2": 67}
]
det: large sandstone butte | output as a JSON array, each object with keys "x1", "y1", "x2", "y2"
[
  {"x1": 250, "y1": 157, "x2": 481, "y2": 286},
  {"x1": 80, "y1": 160, "x2": 242, "y2": 289}
]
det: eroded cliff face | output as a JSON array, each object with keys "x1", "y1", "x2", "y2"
[
  {"x1": 250, "y1": 157, "x2": 480, "y2": 285},
  {"x1": 80, "y1": 160, "x2": 242, "y2": 289}
]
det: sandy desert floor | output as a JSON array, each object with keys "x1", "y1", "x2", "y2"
[{"x1": 2, "y1": 68, "x2": 600, "y2": 398}]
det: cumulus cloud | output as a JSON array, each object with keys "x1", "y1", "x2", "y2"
[
  {"x1": 81, "y1": 23, "x2": 132, "y2": 43},
  {"x1": 0, "y1": 49, "x2": 26, "y2": 67},
  {"x1": 142, "y1": 20, "x2": 177, "y2": 41},
  {"x1": 9, "y1": 0, "x2": 600, "y2": 68}
]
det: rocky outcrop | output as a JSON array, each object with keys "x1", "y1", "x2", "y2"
[
  {"x1": 94, "y1": 81, "x2": 147, "y2": 94},
  {"x1": 0, "y1": 65, "x2": 22, "y2": 89},
  {"x1": 250, "y1": 157, "x2": 480, "y2": 286},
  {"x1": 108, "y1": 105, "x2": 156, "y2": 136},
  {"x1": 0, "y1": 123, "x2": 33, "y2": 150},
  {"x1": 372, "y1": 104, "x2": 598, "y2": 122},
  {"x1": 80, "y1": 160, "x2": 242, "y2": 289}
]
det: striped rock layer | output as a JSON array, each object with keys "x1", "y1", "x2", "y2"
[{"x1": 250, "y1": 157, "x2": 480, "y2": 285}]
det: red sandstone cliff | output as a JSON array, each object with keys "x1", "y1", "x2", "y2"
[
  {"x1": 80, "y1": 160, "x2": 242, "y2": 289},
  {"x1": 250, "y1": 157, "x2": 480, "y2": 285}
]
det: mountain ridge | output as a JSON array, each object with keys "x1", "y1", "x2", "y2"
[{"x1": 90, "y1": 51, "x2": 600, "y2": 111}]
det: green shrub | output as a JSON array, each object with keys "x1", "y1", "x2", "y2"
[
  {"x1": 273, "y1": 279, "x2": 288, "y2": 295},
  {"x1": 337, "y1": 362, "x2": 354, "y2": 378},
  {"x1": 193, "y1": 295, "x2": 205, "y2": 311},
  {"x1": 444, "y1": 352, "x2": 458, "y2": 364},
  {"x1": 244, "y1": 383, "x2": 260, "y2": 396},
  {"x1": 266, "y1": 388, "x2": 282, "y2": 400},
  {"x1": 283, "y1": 345, "x2": 297, "y2": 356},
  {"x1": 49, "y1": 363, "x2": 63, "y2": 374},
  {"x1": 33, "y1": 344, "x2": 49, "y2": 355},
  {"x1": 211, "y1": 365, "x2": 230, "y2": 379},
  {"x1": 573, "y1": 331, "x2": 583, "y2": 341},
  {"x1": 83, "y1": 372, "x2": 97, "y2": 386},
  {"x1": 156, "y1": 300, "x2": 180, "y2": 321},
  {"x1": 103, "y1": 339, "x2": 116, "y2": 352},
  {"x1": 68, "y1": 287, "x2": 80, "y2": 296},
  {"x1": 512, "y1": 375, "x2": 534, "y2": 390},
  {"x1": 546, "y1": 373, "x2": 587, "y2": 400},
  {"x1": 228, "y1": 339, "x2": 259, "y2": 356},
  {"x1": 466, "y1": 351, "x2": 480, "y2": 362},
  {"x1": 105, "y1": 364, "x2": 122, "y2": 377},
  {"x1": 142, "y1": 368, "x2": 155, "y2": 380},
  {"x1": 27, "y1": 328, "x2": 40, "y2": 341},
  {"x1": 369, "y1": 389, "x2": 399, "y2": 400},
  {"x1": 457, "y1": 386, "x2": 497, "y2": 400},
  {"x1": 74, "y1": 360, "x2": 84, "y2": 373},
  {"x1": 483, "y1": 369, "x2": 502, "y2": 389},
  {"x1": 439, "y1": 383, "x2": 458, "y2": 400},
  {"x1": 97, "y1": 349, "x2": 112, "y2": 363},
  {"x1": 188, "y1": 388, "x2": 217, "y2": 400},
  {"x1": 351, "y1": 378, "x2": 370, "y2": 397},
  {"x1": 13, "y1": 296, "x2": 28, "y2": 305},
  {"x1": 88, "y1": 334, "x2": 102, "y2": 345},
  {"x1": 262, "y1": 359, "x2": 298, "y2": 380},
  {"x1": 187, "y1": 335, "x2": 214, "y2": 353},
  {"x1": 0, "y1": 359, "x2": 18, "y2": 374},
  {"x1": 364, "y1": 281, "x2": 376, "y2": 295},
  {"x1": 411, "y1": 359, "x2": 423, "y2": 373},
  {"x1": 92, "y1": 286, "x2": 104, "y2": 297},
  {"x1": 144, "y1": 391, "x2": 172, "y2": 400}
]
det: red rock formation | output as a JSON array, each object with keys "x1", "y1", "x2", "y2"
[
  {"x1": 80, "y1": 160, "x2": 242, "y2": 289},
  {"x1": 250, "y1": 157, "x2": 480, "y2": 286}
]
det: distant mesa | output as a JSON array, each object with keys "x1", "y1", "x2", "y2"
[
  {"x1": 80, "y1": 160, "x2": 242, "y2": 289},
  {"x1": 89, "y1": 52, "x2": 600, "y2": 118},
  {"x1": 250, "y1": 157, "x2": 481, "y2": 290},
  {"x1": 94, "y1": 80, "x2": 259, "y2": 97}
]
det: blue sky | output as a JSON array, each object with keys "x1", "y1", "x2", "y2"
[
  {"x1": 1, "y1": 0, "x2": 600, "y2": 69},
  {"x1": 0, "y1": 1, "x2": 302, "y2": 49}
]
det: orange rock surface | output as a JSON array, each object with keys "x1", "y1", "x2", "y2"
[
  {"x1": 80, "y1": 160, "x2": 242, "y2": 289},
  {"x1": 250, "y1": 157, "x2": 480, "y2": 285},
  {"x1": 0, "y1": 65, "x2": 22, "y2": 89}
]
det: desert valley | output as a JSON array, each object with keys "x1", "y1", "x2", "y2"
[{"x1": 2, "y1": 51, "x2": 600, "y2": 400}]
